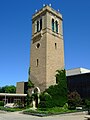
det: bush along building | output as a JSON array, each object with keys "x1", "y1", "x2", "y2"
[{"x1": 15, "y1": 67, "x2": 90, "y2": 109}]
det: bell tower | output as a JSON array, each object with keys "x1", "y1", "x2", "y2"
[{"x1": 30, "y1": 5, "x2": 64, "y2": 92}]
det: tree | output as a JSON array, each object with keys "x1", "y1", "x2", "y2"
[
  {"x1": 39, "y1": 92, "x2": 52, "y2": 108},
  {"x1": 28, "y1": 67, "x2": 34, "y2": 88},
  {"x1": 25, "y1": 92, "x2": 32, "y2": 107},
  {"x1": 55, "y1": 69, "x2": 68, "y2": 96},
  {"x1": 68, "y1": 91, "x2": 82, "y2": 109},
  {"x1": 0, "y1": 87, "x2": 3, "y2": 93},
  {"x1": 26, "y1": 67, "x2": 34, "y2": 107},
  {"x1": 39, "y1": 69, "x2": 68, "y2": 108},
  {"x1": 0, "y1": 85, "x2": 16, "y2": 93},
  {"x1": 85, "y1": 99, "x2": 90, "y2": 109}
]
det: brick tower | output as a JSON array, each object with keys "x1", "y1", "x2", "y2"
[{"x1": 30, "y1": 5, "x2": 64, "y2": 92}]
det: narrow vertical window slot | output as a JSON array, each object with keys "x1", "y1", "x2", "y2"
[
  {"x1": 40, "y1": 19, "x2": 42, "y2": 30},
  {"x1": 52, "y1": 19, "x2": 54, "y2": 32},
  {"x1": 55, "y1": 43, "x2": 57, "y2": 49},
  {"x1": 37, "y1": 21, "x2": 39, "y2": 32},
  {"x1": 35, "y1": 21, "x2": 37, "y2": 33},
  {"x1": 56, "y1": 21, "x2": 58, "y2": 33},
  {"x1": 36, "y1": 59, "x2": 39, "y2": 67}
]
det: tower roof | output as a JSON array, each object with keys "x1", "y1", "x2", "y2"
[{"x1": 32, "y1": 5, "x2": 62, "y2": 21}]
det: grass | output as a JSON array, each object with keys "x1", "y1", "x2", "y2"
[
  {"x1": 0, "y1": 105, "x2": 81, "y2": 115},
  {"x1": 0, "y1": 106, "x2": 25, "y2": 112},
  {"x1": 23, "y1": 107, "x2": 77, "y2": 116}
]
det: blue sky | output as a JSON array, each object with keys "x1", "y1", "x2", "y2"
[{"x1": 0, "y1": 0, "x2": 90, "y2": 87}]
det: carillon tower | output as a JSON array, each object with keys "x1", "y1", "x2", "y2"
[{"x1": 30, "y1": 5, "x2": 64, "y2": 92}]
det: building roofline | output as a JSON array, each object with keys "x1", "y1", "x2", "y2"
[
  {"x1": 0, "y1": 93, "x2": 27, "y2": 97},
  {"x1": 66, "y1": 67, "x2": 90, "y2": 76},
  {"x1": 66, "y1": 67, "x2": 89, "y2": 70},
  {"x1": 66, "y1": 72, "x2": 90, "y2": 77},
  {"x1": 32, "y1": 5, "x2": 62, "y2": 21}
]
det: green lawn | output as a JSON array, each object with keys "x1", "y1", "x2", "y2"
[
  {"x1": 23, "y1": 107, "x2": 77, "y2": 116},
  {"x1": 0, "y1": 106, "x2": 24, "y2": 112},
  {"x1": 0, "y1": 106, "x2": 82, "y2": 115}
]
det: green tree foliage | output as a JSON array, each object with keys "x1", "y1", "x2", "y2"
[
  {"x1": 26, "y1": 67, "x2": 34, "y2": 107},
  {"x1": 0, "y1": 85, "x2": 16, "y2": 93},
  {"x1": 39, "y1": 92, "x2": 53, "y2": 108},
  {"x1": 0, "y1": 101, "x2": 4, "y2": 106},
  {"x1": 55, "y1": 69, "x2": 67, "y2": 96},
  {"x1": 25, "y1": 92, "x2": 32, "y2": 107},
  {"x1": 68, "y1": 91, "x2": 82, "y2": 109},
  {"x1": 39, "y1": 69, "x2": 68, "y2": 108},
  {"x1": 85, "y1": 99, "x2": 90, "y2": 109},
  {"x1": 28, "y1": 67, "x2": 34, "y2": 88},
  {"x1": 0, "y1": 87, "x2": 2, "y2": 93}
]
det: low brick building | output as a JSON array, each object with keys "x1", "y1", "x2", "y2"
[{"x1": 16, "y1": 82, "x2": 28, "y2": 94}]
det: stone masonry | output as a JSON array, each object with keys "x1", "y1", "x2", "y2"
[{"x1": 30, "y1": 5, "x2": 64, "y2": 92}]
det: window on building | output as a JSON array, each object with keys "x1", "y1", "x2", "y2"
[
  {"x1": 35, "y1": 21, "x2": 37, "y2": 33},
  {"x1": 35, "y1": 18, "x2": 42, "y2": 33},
  {"x1": 55, "y1": 20, "x2": 58, "y2": 33},
  {"x1": 36, "y1": 59, "x2": 39, "y2": 67},
  {"x1": 52, "y1": 19, "x2": 59, "y2": 34},
  {"x1": 40, "y1": 18, "x2": 42, "y2": 30},
  {"x1": 37, "y1": 20, "x2": 39, "y2": 32},
  {"x1": 52, "y1": 19, "x2": 54, "y2": 32},
  {"x1": 55, "y1": 43, "x2": 57, "y2": 49},
  {"x1": 56, "y1": 76, "x2": 58, "y2": 84},
  {"x1": 36, "y1": 43, "x2": 40, "y2": 48}
]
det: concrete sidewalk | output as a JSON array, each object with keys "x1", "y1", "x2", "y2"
[{"x1": 0, "y1": 111, "x2": 87, "y2": 120}]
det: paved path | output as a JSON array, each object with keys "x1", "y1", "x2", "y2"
[{"x1": 0, "y1": 111, "x2": 86, "y2": 120}]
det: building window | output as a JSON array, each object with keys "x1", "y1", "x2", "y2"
[
  {"x1": 35, "y1": 18, "x2": 42, "y2": 33},
  {"x1": 35, "y1": 21, "x2": 37, "y2": 33},
  {"x1": 55, "y1": 43, "x2": 57, "y2": 49},
  {"x1": 55, "y1": 20, "x2": 58, "y2": 33},
  {"x1": 40, "y1": 19, "x2": 42, "y2": 30},
  {"x1": 52, "y1": 19, "x2": 54, "y2": 32},
  {"x1": 36, "y1": 59, "x2": 39, "y2": 67},
  {"x1": 56, "y1": 76, "x2": 58, "y2": 84},
  {"x1": 37, "y1": 20, "x2": 39, "y2": 32},
  {"x1": 36, "y1": 43, "x2": 40, "y2": 48},
  {"x1": 52, "y1": 19, "x2": 58, "y2": 33}
]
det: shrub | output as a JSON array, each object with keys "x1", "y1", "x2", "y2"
[
  {"x1": 39, "y1": 69, "x2": 68, "y2": 108},
  {"x1": 0, "y1": 101, "x2": 4, "y2": 106},
  {"x1": 45, "y1": 85, "x2": 67, "y2": 107},
  {"x1": 85, "y1": 99, "x2": 90, "y2": 109},
  {"x1": 63, "y1": 103, "x2": 68, "y2": 110},
  {"x1": 38, "y1": 92, "x2": 53, "y2": 108},
  {"x1": 68, "y1": 91, "x2": 82, "y2": 110},
  {"x1": 28, "y1": 67, "x2": 34, "y2": 88}
]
